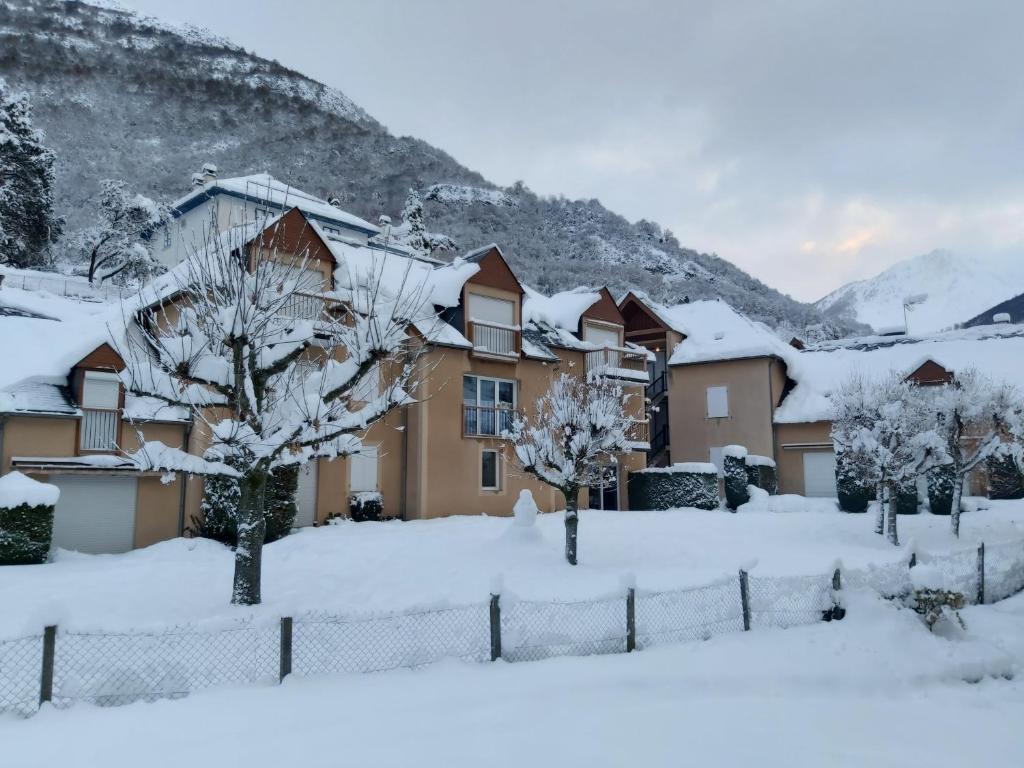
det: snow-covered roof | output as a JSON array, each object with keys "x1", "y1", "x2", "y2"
[
  {"x1": 172, "y1": 173, "x2": 380, "y2": 235},
  {"x1": 639, "y1": 295, "x2": 793, "y2": 366},
  {"x1": 776, "y1": 323, "x2": 1024, "y2": 424},
  {"x1": 522, "y1": 285, "x2": 601, "y2": 331}
]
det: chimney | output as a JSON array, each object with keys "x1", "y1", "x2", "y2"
[
  {"x1": 378, "y1": 214, "x2": 392, "y2": 228},
  {"x1": 327, "y1": 195, "x2": 342, "y2": 208},
  {"x1": 192, "y1": 163, "x2": 218, "y2": 187},
  {"x1": 994, "y1": 312, "x2": 1011, "y2": 325}
]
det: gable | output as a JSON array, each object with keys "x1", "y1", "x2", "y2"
[
  {"x1": 465, "y1": 247, "x2": 523, "y2": 295},
  {"x1": 581, "y1": 287, "x2": 624, "y2": 328},
  {"x1": 620, "y1": 293, "x2": 668, "y2": 334},
  {"x1": 72, "y1": 343, "x2": 126, "y2": 374},
  {"x1": 906, "y1": 359, "x2": 954, "y2": 386},
  {"x1": 253, "y1": 208, "x2": 334, "y2": 267}
]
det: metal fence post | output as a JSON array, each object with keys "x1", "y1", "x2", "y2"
[
  {"x1": 829, "y1": 568, "x2": 846, "y2": 621},
  {"x1": 739, "y1": 570, "x2": 751, "y2": 631},
  {"x1": 489, "y1": 594, "x2": 502, "y2": 661},
  {"x1": 626, "y1": 587, "x2": 636, "y2": 652},
  {"x1": 977, "y1": 542, "x2": 985, "y2": 605},
  {"x1": 39, "y1": 625, "x2": 56, "y2": 706},
  {"x1": 279, "y1": 617, "x2": 293, "y2": 682},
  {"x1": 909, "y1": 550, "x2": 917, "y2": 568}
]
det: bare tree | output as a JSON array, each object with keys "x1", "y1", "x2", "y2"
[
  {"x1": 121, "y1": 211, "x2": 432, "y2": 604},
  {"x1": 509, "y1": 373, "x2": 633, "y2": 565}
]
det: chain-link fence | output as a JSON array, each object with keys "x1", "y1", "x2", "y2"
[
  {"x1": 2, "y1": 537, "x2": 1022, "y2": 718},
  {"x1": 0, "y1": 272, "x2": 128, "y2": 302}
]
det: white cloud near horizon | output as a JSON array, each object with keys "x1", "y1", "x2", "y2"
[{"x1": 117, "y1": 0, "x2": 1024, "y2": 301}]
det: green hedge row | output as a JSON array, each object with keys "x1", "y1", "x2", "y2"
[{"x1": 0, "y1": 502, "x2": 54, "y2": 565}]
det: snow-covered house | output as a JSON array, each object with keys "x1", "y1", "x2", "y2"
[
  {"x1": 0, "y1": 214, "x2": 649, "y2": 555},
  {"x1": 620, "y1": 292, "x2": 1024, "y2": 498},
  {"x1": 151, "y1": 166, "x2": 386, "y2": 268}
]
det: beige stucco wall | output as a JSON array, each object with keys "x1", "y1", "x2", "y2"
[
  {"x1": 667, "y1": 357, "x2": 777, "y2": 464},
  {"x1": 774, "y1": 420, "x2": 834, "y2": 495}
]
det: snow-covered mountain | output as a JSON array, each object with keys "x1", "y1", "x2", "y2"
[
  {"x1": 815, "y1": 250, "x2": 1024, "y2": 334},
  {"x1": 0, "y1": 0, "x2": 855, "y2": 335}
]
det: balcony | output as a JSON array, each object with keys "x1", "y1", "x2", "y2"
[
  {"x1": 625, "y1": 419, "x2": 651, "y2": 450},
  {"x1": 80, "y1": 408, "x2": 119, "y2": 451},
  {"x1": 469, "y1": 320, "x2": 520, "y2": 361},
  {"x1": 463, "y1": 405, "x2": 519, "y2": 438},
  {"x1": 278, "y1": 292, "x2": 343, "y2": 322},
  {"x1": 585, "y1": 346, "x2": 649, "y2": 384}
]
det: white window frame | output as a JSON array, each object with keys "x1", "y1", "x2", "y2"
[
  {"x1": 466, "y1": 293, "x2": 516, "y2": 326},
  {"x1": 349, "y1": 446, "x2": 380, "y2": 493},
  {"x1": 706, "y1": 385, "x2": 729, "y2": 419},
  {"x1": 463, "y1": 375, "x2": 518, "y2": 409},
  {"x1": 481, "y1": 448, "x2": 501, "y2": 491}
]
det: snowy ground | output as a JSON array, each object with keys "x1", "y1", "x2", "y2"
[
  {"x1": 2, "y1": 590, "x2": 1022, "y2": 767},
  {"x1": 1, "y1": 502, "x2": 1022, "y2": 637}
]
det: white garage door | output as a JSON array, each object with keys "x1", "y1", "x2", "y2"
[
  {"x1": 803, "y1": 451, "x2": 838, "y2": 498},
  {"x1": 51, "y1": 476, "x2": 138, "y2": 554},
  {"x1": 295, "y1": 461, "x2": 318, "y2": 527}
]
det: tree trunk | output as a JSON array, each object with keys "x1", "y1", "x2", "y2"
[
  {"x1": 563, "y1": 490, "x2": 579, "y2": 566},
  {"x1": 874, "y1": 483, "x2": 885, "y2": 535},
  {"x1": 885, "y1": 483, "x2": 899, "y2": 547},
  {"x1": 950, "y1": 475, "x2": 965, "y2": 539},
  {"x1": 231, "y1": 470, "x2": 268, "y2": 605}
]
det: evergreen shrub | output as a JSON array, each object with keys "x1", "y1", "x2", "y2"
[
  {"x1": 350, "y1": 492, "x2": 384, "y2": 521},
  {"x1": 0, "y1": 502, "x2": 54, "y2": 565},
  {"x1": 194, "y1": 459, "x2": 299, "y2": 545},
  {"x1": 627, "y1": 464, "x2": 719, "y2": 511},
  {"x1": 723, "y1": 446, "x2": 749, "y2": 511},
  {"x1": 926, "y1": 464, "x2": 955, "y2": 516},
  {"x1": 986, "y1": 453, "x2": 1024, "y2": 500},
  {"x1": 835, "y1": 449, "x2": 873, "y2": 513}
]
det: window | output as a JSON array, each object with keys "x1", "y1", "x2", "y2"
[
  {"x1": 706, "y1": 386, "x2": 729, "y2": 418},
  {"x1": 163, "y1": 225, "x2": 171, "y2": 248},
  {"x1": 466, "y1": 293, "x2": 515, "y2": 326},
  {"x1": 583, "y1": 322, "x2": 621, "y2": 348},
  {"x1": 463, "y1": 375, "x2": 516, "y2": 436},
  {"x1": 481, "y1": 449, "x2": 500, "y2": 490},
  {"x1": 80, "y1": 371, "x2": 120, "y2": 451},
  {"x1": 349, "y1": 447, "x2": 379, "y2": 492}
]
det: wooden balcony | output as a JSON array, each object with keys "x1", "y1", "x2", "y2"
[
  {"x1": 625, "y1": 419, "x2": 651, "y2": 450},
  {"x1": 585, "y1": 346, "x2": 649, "y2": 383},
  {"x1": 80, "y1": 408, "x2": 119, "y2": 451},
  {"x1": 469, "y1": 320, "x2": 520, "y2": 361},
  {"x1": 463, "y1": 405, "x2": 520, "y2": 438}
]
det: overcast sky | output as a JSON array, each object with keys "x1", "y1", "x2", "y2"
[{"x1": 118, "y1": 0, "x2": 1024, "y2": 301}]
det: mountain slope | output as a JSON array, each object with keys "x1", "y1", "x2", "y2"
[
  {"x1": 816, "y1": 250, "x2": 1024, "y2": 334},
  {"x1": 2, "y1": 0, "x2": 846, "y2": 333}
]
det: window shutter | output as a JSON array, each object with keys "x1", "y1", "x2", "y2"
[
  {"x1": 706, "y1": 386, "x2": 729, "y2": 418},
  {"x1": 82, "y1": 373, "x2": 121, "y2": 409}
]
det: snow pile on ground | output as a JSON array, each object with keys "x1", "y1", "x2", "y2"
[
  {"x1": 0, "y1": 472, "x2": 59, "y2": 508},
  {"x1": 2, "y1": 503, "x2": 1023, "y2": 637},
  {"x1": 739, "y1": 486, "x2": 839, "y2": 514},
  {"x1": 3, "y1": 591, "x2": 1023, "y2": 767}
]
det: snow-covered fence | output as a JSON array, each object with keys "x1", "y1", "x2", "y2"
[
  {"x1": 0, "y1": 271, "x2": 128, "y2": 302},
  {"x1": 3, "y1": 539, "x2": 1023, "y2": 717}
]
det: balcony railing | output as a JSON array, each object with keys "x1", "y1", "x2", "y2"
[
  {"x1": 646, "y1": 370, "x2": 667, "y2": 400},
  {"x1": 80, "y1": 408, "x2": 119, "y2": 451},
  {"x1": 585, "y1": 346, "x2": 649, "y2": 383},
  {"x1": 279, "y1": 292, "x2": 342, "y2": 322},
  {"x1": 469, "y1": 320, "x2": 520, "y2": 359},
  {"x1": 463, "y1": 405, "x2": 519, "y2": 438},
  {"x1": 625, "y1": 419, "x2": 650, "y2": 448}
]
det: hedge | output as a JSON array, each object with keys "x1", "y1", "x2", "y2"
[
  {"x1": 194, "y1": 460, "x2": 299, "y2": 545},
  {"x1": 350, "y1": 492, "x2": 385, "y2": 521},
  {"x1": 0, "y1": 502, "x2": 54, "y2": 565},
  {"x1": 744, "y1": 455, "x2": 778, "y2": 495},
  {"x1": 723, "y1": 446, "x2": 749, "y2": 511},
  {"x1": 835, "y1": 449, "x2": 874, "y2": 513},
  {"x1": 987, "y1": 453, "x2": 1024, "y2": 500},
  {"x1": 894, "y1": 480, "x2": 920, "y2": 515},
  {"x1": 627, "y1": 464, "x2": 719, "y2": 511},
  {"x1": 926, "y1": 464, "x2": 955, "y2": 516}
]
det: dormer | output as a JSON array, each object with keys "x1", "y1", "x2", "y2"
[
  {"x1": 460, "y1": 245, "x2": 524, "y2": 362},
  {"x1": 579, "y1": 287, "x2": 625, "y2": 348},
  {"x1": 70, "y1": 344, "x2": 127, "y2": 454},
  {"x1": 906, "y1": 359, "x2": 954, "y2": 387}
]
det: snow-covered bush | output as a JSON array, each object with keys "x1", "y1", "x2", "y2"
[
  {"x1": 908, "y1": 565, "x2": 966, "y2": 632},
  {"x1": 194, "y1": 457, "x2": 298, "y2": 544},
  {"x1": 744, "y1": 454, "x2": 777, "y2": 495},
  {"x1": 986, "y1": 453, "x2": 1024, "y2": 500},
  {"x1": 0, "y1": 472, "x2": 58, "y2": 565},
  {"x1": 722, "y1": 445, "x2": 749, "y2": 511},
  {"x1": 835, "y1": 448, "x2": 874, "y2": 513},
  {"x1": 627, "y1": 463, "x2": 719, "y2": 511},
  {"x1": 926, "y1": 464, "x2": 955, "y2": 516},
  {"x1": 349, "y1": 492, "x2": 384, "y2": 522},
  {"x1": 894, "y1": 481, "x2": 919, "y2": 515}
]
